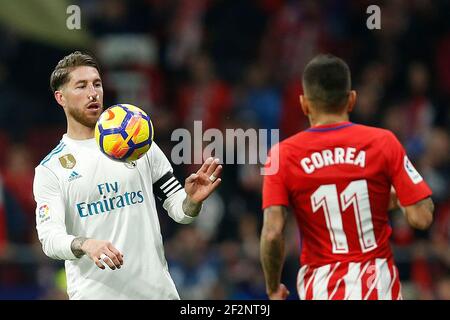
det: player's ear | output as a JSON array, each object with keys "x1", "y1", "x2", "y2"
[
  {"x1": 300, "y1": 95, "x2": 309, "y2": 115},
  {"x1": 54, "y1": 90, "x2": 66, "y2": 107},
  {"x1": 347, "y1": 90, "x2": 357, "y2": 113}
]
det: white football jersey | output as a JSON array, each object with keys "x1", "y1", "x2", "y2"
[{"x1": 33, "y1": 134, "x2": 192, "y2": 300}]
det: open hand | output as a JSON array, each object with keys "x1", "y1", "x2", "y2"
[{"x1": 184, "y1": 157, "x2": 222, "y2": 204}]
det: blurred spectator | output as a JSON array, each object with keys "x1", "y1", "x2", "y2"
[
  {"x1": 166, "y1": 0, "x2": 207, "y2": 69},
  {"x1": 431, "y1": 195, "x2": 450, "y2": 268},
  {"x1": 236, "y1": 62, "x2": 281, "y2": 132},
  {"x1": 0, "y1": 177, "x2": 7, "y2": 253},
  {"x1": 436, "y1": 33, "x2": 450, "y2": 96},
  {"x1": 436, "y1": 276, "x2": 450, "y2": 300},
  {"x1": 176, "y1": 53, "x2": 232, "y2": 130},
  {"x1": 88, "y1": 0, "x2": 150, "y2": 35},
  {"x1": 261, "y1": 0, "x2": 331, "y2": 82},
  {"x1": 419, "y1": 128, "x2": 450, "y2": 201},
  {"x1": 204, "y1": 0, "x2": 268, "y2": 82},
  {"x1": 382, "y1": 104, "x2": 409, "y2": 142},
  {"x1": 351, "y1": 62, "x2": 387, "y2": 126},
  {"x1": 1, "y1": 145, "x2": 35, "y2": 224},
  {"x1": 410, "y1": 240, "x2": 434, "y2": 300},
  {"x1": 279, "y1": 79, "x2": 308, "y2": 139},
  {"x1": 403, "y1": 62, "x2": 435, "y2": 159},
  {"x1": 167, "y1": 226, "x2": 220, "y2": 299}
]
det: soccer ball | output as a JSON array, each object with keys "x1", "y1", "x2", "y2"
[{"x1": 95, "y1": 104, "x2": 154, "y2": 162}]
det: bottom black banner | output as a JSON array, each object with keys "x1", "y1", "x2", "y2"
[{"x1": 0, "y1": 299, "x2": 445, "y2": 319}]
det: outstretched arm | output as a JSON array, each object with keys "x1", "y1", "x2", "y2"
[{"x1": 260, "y1": 205, "x2": 290, "y2": 300}]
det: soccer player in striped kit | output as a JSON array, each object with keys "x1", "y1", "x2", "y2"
[{"x1": 260, "y1": 54, "x2": 434, "y2": 300}]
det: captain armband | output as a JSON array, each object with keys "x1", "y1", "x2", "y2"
[{"x1": 153, "y1": 171, "x2": 183, "y2": 202}]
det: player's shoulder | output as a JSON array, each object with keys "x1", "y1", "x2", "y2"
[
  {"x1": 275, "y1": 132, "x2": 300, "y2": 153},
  {"x1": 350, "y1": 123, "x2": 400, "y2": 143},
  {"x1": 266, "y1": 132, "x2": 305, "y2": 161},
  {"x1": 145, "y1": 140, "x2": 164, "y2": 162},
  {"x1": 351, "y1": 123, "x2": 393, "y2": 135},
  {"x1": 144, "y1": 141, "x2": 171, "y2": 168},
  {"x1": 37, "y1": 140, "x2": 70, "y2": 171}
]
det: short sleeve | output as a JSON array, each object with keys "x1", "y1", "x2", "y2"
[
  {"x1": 262, "y1": 143, "x2": 289, "y2": 209},
  {"x1": 384, "y1": 131, "x2": 432, "y2": 206}
]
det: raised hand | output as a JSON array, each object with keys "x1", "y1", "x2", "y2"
[{"x1": 184, "y1": 157, "x2": 222, "y2": 204}]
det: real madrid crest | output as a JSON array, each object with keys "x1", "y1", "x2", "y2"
[
  {"x1": 124, "y1": 161, "x2": 137, "y2": 169},
  {"x1": 59, "y1": 154, "x2": 76, "y2": 169}
]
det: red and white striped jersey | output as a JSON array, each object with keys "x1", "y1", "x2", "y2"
[{"x1": 263, "y1": 122, "x2": 432, "y2": 300}]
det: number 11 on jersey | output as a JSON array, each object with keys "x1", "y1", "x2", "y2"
[{"x1": 311, "y1": 179, "x2": 378, "y2": 254}]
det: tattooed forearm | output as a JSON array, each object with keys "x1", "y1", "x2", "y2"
[
  {"x1": 404, "y1": 197, "x2": 434, "y2": 230},
  {"x1": 71, "y1": 237, "x2": 89, "y2": 258},
  {"x1": 260, "y1": 206, "x2": 287, "y2": 295},
  {"x1": 182, "y1": 196, "x2": 202, "y2": 217},
  {"x1": 260, "y1": 231, "x2": 285, "y2": 294}
]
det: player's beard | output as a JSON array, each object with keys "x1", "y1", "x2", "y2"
[{"x1": 68, "y1": 106, "x2": 101, "y2": 128}]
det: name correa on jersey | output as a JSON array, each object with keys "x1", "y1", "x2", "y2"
[
  {"x1": 300, "y1": 147, "x2": 366, "y2": 174},
  {"x1": 76, "y1": 181, "x2": 144, "y2": 217}
]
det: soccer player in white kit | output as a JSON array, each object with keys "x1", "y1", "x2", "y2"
[{"x1": 33, "y1": 51, "x2": 222, "y2": 299}]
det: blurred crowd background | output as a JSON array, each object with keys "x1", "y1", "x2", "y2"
[{"x1": 0, "y1": 0, "x2": 449, "y2": 300}]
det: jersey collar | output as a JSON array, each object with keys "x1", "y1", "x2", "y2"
[
  {"x1": 306, "y1": 121, "x2": 354, "y2": 132},
  {"x1": 62, "y1": 134, "x2": 98, "y2": 149}
]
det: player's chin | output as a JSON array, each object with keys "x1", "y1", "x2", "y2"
[
  {"x1": 85, "y1": 109, "x2": 102, "y2": 119},
  {"x1": 83, "y1": 112, "x2": 101, "y2": 128}
]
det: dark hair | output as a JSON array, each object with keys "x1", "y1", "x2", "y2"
[
  {"x1": 302, "y1": 54, "x2": 351, "y2": 112},
  {"x1": 50, "y1": 51, "x2": 100, "y2": 92}
]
